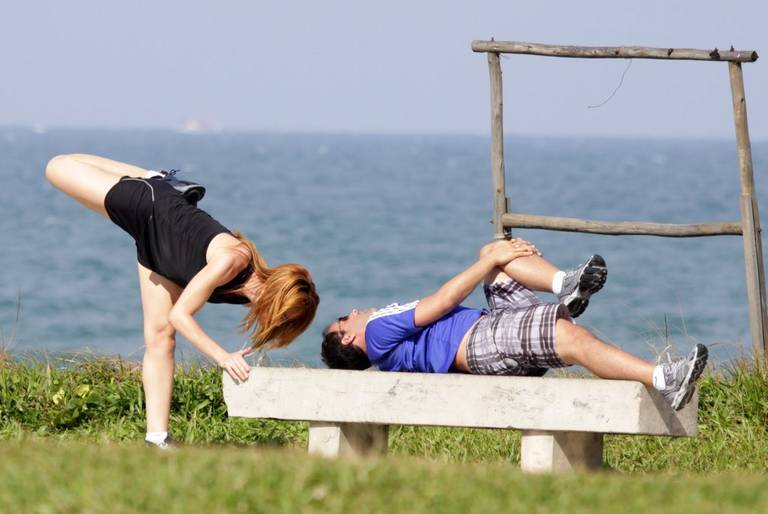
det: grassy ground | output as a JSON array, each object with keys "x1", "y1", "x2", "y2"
[
  {"x1": 2, "y1": 440, "x2": 768, "y2": 514},
  {"x1": 1, "y1": 352, "x2": 768, "y2": 512},
  {"x1": 2, "y1": 353, "x2": 768, "y2": 472}
]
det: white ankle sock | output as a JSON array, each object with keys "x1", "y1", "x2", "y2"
[
  {"x1": 652, "y1": 365, "x2": 666, "y2": 390},
  {"x1": 145, "y1": 170, "x2": 163, "y2": 178},
  {"x1": 145, "y1": 431, "x2": 168, "y2": 444},
  {"x1": 551, "y1": 271, "x2": 565, "y2": 295}
]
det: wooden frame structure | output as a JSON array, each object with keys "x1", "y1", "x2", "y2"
[{"x1": 472, "y1": 40, "x2": 766, "y2": 356}]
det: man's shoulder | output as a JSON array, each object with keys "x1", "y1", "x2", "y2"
[
  {"x1": 364, "y1": 301, "x2": 421, "y2": 364},
  {"x1": 368, "y1": 300, "x2": 420, "y2": 324}
]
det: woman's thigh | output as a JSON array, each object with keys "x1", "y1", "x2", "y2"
[
  {"x1": 138, "y1": 263, "x2": 183, "y2": 342},
  {"x1": 45, "y1": 155, "x2": 124, "y2": 218}
]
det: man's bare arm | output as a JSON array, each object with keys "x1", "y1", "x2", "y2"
[{"x1": 414, "y1": 240, "x2": 537, "y2": 327}]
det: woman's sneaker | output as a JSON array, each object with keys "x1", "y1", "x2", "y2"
[
  {"x1": 144, "y1": 435, "x2": 179, "y2": 451},
  {"x1": 557, "y1": 255, "x2": 608, "y2": 318},
  {"x1": 659, "y1": 344, "x2": 709, "y2": 410},
  {"x1": 158, "y1": 169, "x2": 206, "y2": 205}
]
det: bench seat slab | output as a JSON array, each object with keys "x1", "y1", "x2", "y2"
[{"x1": 223, "y1": 368, "x2": 698, "y2": 436}]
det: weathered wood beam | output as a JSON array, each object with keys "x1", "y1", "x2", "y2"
[
  {"x1": 488, "y1": 52, "x2": 508, "y2": 239},
  {"x1": 729, "y1": 61, "x2": 768, "y2": 356},
  {"x1": 502, "y1": 213, "x2": 744, "y2": 237},
  {"x1": 471, "y1": 40, "x2": 758, "y2": 63}
]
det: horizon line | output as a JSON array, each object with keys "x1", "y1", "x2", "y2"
[{"x1": 0, "y1": 123, "x2": 764, "y2": 143}]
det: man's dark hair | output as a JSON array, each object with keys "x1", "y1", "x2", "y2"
[{"x1": 321, "y1": 325, "x2": 371, "y2": 370}]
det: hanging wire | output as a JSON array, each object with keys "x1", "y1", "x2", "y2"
[{"x1": 588, "y1": 59, "x2": 633, "y2": 109}]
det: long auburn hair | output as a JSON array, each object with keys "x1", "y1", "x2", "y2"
[{"x1": 227, "y1": 231, "x2": 319, "y2": 350}]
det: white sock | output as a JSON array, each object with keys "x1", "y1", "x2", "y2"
[
  {"x1": 551, "y1": 271, "x2": 566, "y2": 295},
  {"x1": 652, "y1": 365, "x2": 667, "y2": 390},
  {"x1": 145, "y1": 431, "x2": 168, "y2": 444},
  {"x1": 145, "y1": 170, "x2": 163, "y2": 178}
]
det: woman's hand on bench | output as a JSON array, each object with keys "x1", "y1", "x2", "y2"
[{"x1": 218, "y1": 348, "x2": 253, "y2": 382}]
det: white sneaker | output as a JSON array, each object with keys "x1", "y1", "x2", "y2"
[{"x1": 659, "y1": 344, "x2": 709, "y2": 410}]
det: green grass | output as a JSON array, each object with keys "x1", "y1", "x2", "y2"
[
  {"x1": 1, "y1": 440, "x2": 768, "y2": 514},
  {"x1": 1, "y1": 353, "x2": 768, "y2": 474},
  {"x1": 0, "y1": 355, "x2": 307, "y2": 447},
  {"x1": 2, "y1": 353, "x2": 768, "y2": 512}
]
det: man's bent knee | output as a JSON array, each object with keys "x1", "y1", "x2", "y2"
[
  {"x1": 480, "y1": 240, "x2": 512, "y2": 285},
  {"x1": 479, "y1": 240, "x2": 505, "y2": 259}
]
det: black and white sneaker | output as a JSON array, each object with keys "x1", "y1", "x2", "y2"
[
  {"x1": 158, "y1": 169, "x2": 206, "y2": 205},
  {"x1": 557, "y1": 255, "x2": 608, "y2": 318},
  {"x1": 659, "y1": 344, "x2": 709, "y2": 411}
]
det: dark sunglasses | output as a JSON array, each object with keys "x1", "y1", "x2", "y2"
[{"x1": 336, "y1": 315, "x2": 349, "y2": 332}]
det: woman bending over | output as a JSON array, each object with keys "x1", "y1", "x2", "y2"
[{"x1": 46, "y1": 154, "x2": 319, "y2": 448}]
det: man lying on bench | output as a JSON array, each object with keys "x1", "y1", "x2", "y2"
[{"x1": 321, "y1": 238, "x2": 707, "y2": 410}]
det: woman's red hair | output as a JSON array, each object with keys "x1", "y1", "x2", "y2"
[{"x1": 228, "y1": 232, "x2": 319, "y2": 349}]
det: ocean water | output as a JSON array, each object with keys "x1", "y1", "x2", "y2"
[{"x1": 0, "y1": 127, "x2": 766, "y2": 366}]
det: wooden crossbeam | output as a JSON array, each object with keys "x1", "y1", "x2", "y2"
[
  {"x1": 471, "y1": 40, "x2": 759, "y2": 63},
  {"x1": 502, "y1": 213, "x2": 744, "y2": 237}
]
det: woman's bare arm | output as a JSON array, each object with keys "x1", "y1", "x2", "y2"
[{"x1": 167, "y1": 252, "x2": 252, "y2": 381}]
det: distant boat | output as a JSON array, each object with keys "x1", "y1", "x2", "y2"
[{"x1": 179, "y1": 118, "x2": 216, "y2": 134}]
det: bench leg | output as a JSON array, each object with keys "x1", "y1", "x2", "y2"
[
  {"x1": 308, "y1": 422, "x2": 389, "y2": 458},
  {"x1": 520, "y1": 430, "x2": 603, "y2": 473}
]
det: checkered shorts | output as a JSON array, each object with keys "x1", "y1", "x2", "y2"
[{"x1": 466, "y1": 278, "x2": 571, "y2": 376}]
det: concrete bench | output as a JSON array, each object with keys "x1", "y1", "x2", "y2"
[{"x1": 223, "y1": 367, "x2": 698, "y2": 473}]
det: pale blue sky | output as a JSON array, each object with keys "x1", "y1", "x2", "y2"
[{"x1": 1, "y1": 0, "x2": 765, "y2": 138}]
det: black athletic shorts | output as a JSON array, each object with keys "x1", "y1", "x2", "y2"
[{"x1": 104, "y1": 176, "x2": 169, "y2": 269}]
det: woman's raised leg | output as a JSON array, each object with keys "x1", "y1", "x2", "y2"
[
  {"x1": 137, "y1": 263, "x2": 183, "y2": 434},
  {"x1": 64, "y1": 154, "x2": 151, "y2": 178},
  {"x1": 45, "y1": 154, "x2": 150, "y2": 218}
]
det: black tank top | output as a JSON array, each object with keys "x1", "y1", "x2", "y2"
[{"x1": 137, "y1": 179, "x2": 250, "y2": 304}]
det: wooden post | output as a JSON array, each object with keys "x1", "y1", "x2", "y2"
[
  {"x1": 488, "y1": 51, "x2": 509, "y2": 240},
  {"x1": 729, "y1": 62, "x2": 768, "y2": 358}
]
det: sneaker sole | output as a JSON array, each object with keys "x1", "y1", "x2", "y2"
[
  {"x1": 561, "y1": 255, "x2": 607, "y2": 318},
  {"x1": 175, "y1": 184, "x2": 206, "y2": 201},
  {"x1": 670, "y1": 344, "x2": 709, "y2": 410}
]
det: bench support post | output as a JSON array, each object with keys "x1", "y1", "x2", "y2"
[
  {"x1": 308, "y1": 422, "x2": 389, "y2": 458},
  {"x1": 520, "y1": 430, "x2": 603, "y2": 472}
]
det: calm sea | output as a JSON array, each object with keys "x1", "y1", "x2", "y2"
[{"x1": 1, "y1": 128, "x2": 766, "y2": 366}]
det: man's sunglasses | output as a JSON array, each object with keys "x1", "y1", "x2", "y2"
[{"x1": 336, "y1": 315, "x2": 349, "y2": 333}]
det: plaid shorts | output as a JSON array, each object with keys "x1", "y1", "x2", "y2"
[{"x1": 466, "y1": 278, "x2": 571, "y2": 376}]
